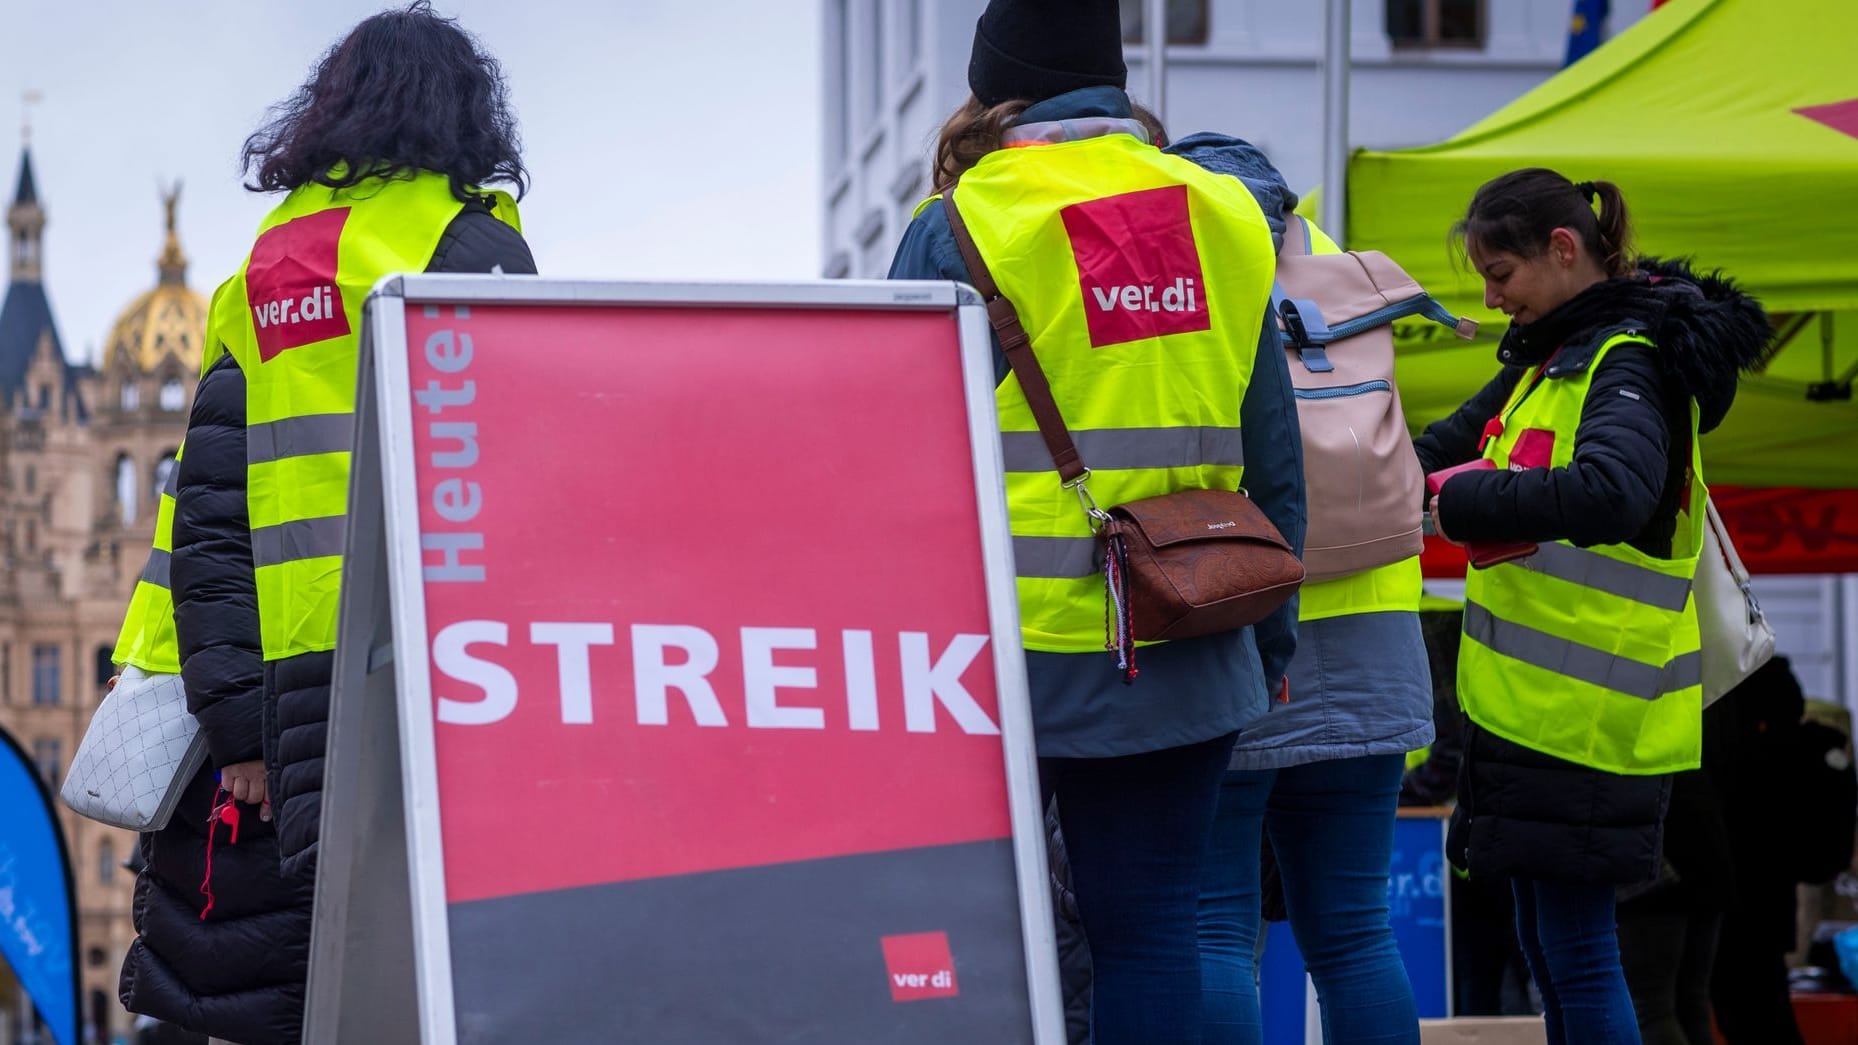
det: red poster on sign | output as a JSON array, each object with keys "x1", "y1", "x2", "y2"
[{"x1": 384, "y1": 289, "x2": 1049, "y2": 1043}]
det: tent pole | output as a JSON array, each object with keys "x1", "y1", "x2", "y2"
[
  {"x1": 1147, "y1": 0, "x2": 1168, "y2": 129},
  {"x1": 1322, "y1": 0, "x2": 1351, "y2": 246},
  {"x1": 1825, "y1": 312, "x2": 1837, "y2": 380}
]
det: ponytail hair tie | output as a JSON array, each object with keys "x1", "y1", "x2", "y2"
[{"x1": 1575, "y1": 180, "x2": 1598, "y2": 203}]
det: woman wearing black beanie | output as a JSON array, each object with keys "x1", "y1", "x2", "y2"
[{"x1": 889, "y1": 1, "x2": 1306, "y2": 1040}]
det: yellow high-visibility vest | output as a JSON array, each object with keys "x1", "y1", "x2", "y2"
[
  {"x1": 206, "y1": 172, "x2": 520, "y2": 659},
  {"x1": 1458, "y1": 332, "x2": 1705, "y2": 774},
  {"x1": 112, "y1": 307, "x2": 232, "y2": 674},
  {"x1": 111, "y1": 445, "x2": 184, "y2": 674},
  {"x1": 945, "y1": 132, "x2": 1276, "y2": 652}
]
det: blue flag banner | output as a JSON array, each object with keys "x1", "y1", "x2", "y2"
[
  {"x1": 1565, "y1": 0, "x2": 1611, "y2": 66},
  {"x1": 0, "y1": 728, "x2": 80, "y2": 1045}
]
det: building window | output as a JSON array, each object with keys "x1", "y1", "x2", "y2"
[
  {"x1": 37, "y1": 384, "x2": 50, "y2": 410},
  {"x1": 98, "y1": 841, "x2": 116, "y2": 885},
  {"x1": 89, "y1": 989, "x2": 110, "y2": 1045},
  {"x1": 1386, "y1": 0, "x2": 1485, "y2": 49},
  {"x1": 901, "y1": 0, "x2": 920, "y2": 69},
  {"x1": 153, "y1": 451, "x2": 178, "y2": 503},
  {"x1": 31, "y1": 644, "x2": 60, "y2": 705},
  {"x1": 830, "y1": 0, "x2": 851, "y2": 166},
  {"x1": 159, "y1": 377, "x2": 186, "y2": 412},
  {"x1": 120, "y1": 383, "x2": 139, "y2": 411},
  {"x1": 867, "y1": 0, "x2": 886, "y2": 122},
  {"x1": 1119, "y1": 0, "x2": 1210, "y2": 45},
  {"x1": 115, "y1": 453, "x2": 138, "y2": 526},
  {"x1": 32, "y1": 737, "x2": 60, "y2": 784},
  {"x1": 95, "y1": 645, "x2": 115, "y2": 690}
]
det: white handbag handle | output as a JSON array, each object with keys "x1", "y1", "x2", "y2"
[{"x1": 1704, "y1": 497, "x2": 1764, "y2": 625}]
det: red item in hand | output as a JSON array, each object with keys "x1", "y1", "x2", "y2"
[
  {"x1": 1425, "y1": 459, "x2": 1539, "y2": 569},
  {"x1": 199, "y1": 789, "x2": 243, "y2": 920}
]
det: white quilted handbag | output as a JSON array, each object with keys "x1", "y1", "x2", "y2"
[
  {"x1": 1696, "y1": 498, "x2": 1777, "y2": 707},
  {"x1": 61, "y1": 666, "x2": 208, "y2": 831}
]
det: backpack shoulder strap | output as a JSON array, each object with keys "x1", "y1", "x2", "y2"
[{"x1": 1281, "y1": 213, "x2": 1313, "y2": 257}]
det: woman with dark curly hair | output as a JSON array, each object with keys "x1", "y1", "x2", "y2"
[{"x1": 121, "y1": 6, "x2": 534, "y2": 1041}]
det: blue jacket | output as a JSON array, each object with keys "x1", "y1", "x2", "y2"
[
  {"x1": 1165, "y1": 133, "x2": 1433, "y2": 772},
  {"x1": 887, "y1": 90, "x2": 1306, "y2": 759}
]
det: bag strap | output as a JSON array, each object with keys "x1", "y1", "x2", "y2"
[
  {"x1": 941, "y1": 186, "x2": 1089, "y2": 485},
  {"x1": 1282, "y1": 213, "x2": 1313, "y2": 257}
]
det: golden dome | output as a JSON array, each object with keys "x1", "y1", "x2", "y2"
[{"x1": 103, "y1": 184, "x2": 206, "y2": 374}]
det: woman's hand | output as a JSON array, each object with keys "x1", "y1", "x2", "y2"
[
  {"x1": 1431, "y1": 494, "x2": 1460, "y2": 546},
  {"x1": 220, "y1": 760, "x2": 273, "y2": 821}
]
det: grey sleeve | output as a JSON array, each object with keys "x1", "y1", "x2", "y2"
[{"x1": 1238, "y1": 316, "x2": 1306, "y2": 688}]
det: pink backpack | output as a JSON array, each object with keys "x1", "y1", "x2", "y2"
[{"x1": 1274, "y1": 216, "x2": 1477, "y2": 582}]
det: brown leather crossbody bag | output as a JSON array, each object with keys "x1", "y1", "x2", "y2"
[{"x1": 943, "y1": 188, "x2": 1304, "y2": 681}]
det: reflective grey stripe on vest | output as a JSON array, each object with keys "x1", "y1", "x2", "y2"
[
  {"x1": 248, "y1": 413, "x2": 355, "y2": 465},
  {"x1": 161, "y1": 464, "x2": 180, "y2": 499},
  {"x1": 1464, "y1": 601, "x2": 1703, "y2": 702},
  {"x1": 1014, "y1": 535, "x2": 1101, "y2": 579},
  {"x1": 1518, "y1": 541, "x2": 1693, "y2": 613},
  {"x1": 139, "y1": 548, "x2": 171, "y2": 589},
  {"x1": 1001, "y1": 426, "x2": 1244, "y2": 473},
  {"x1": 251, "y1": 515, "x2": 347, "y2": 568}
]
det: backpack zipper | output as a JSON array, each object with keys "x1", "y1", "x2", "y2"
[{"x1": 1294, "y1": 380, "x2": 1392, "y2": 400}]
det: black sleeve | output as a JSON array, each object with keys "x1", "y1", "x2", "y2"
[
  {"x1": 171, "y1": 354, "x2": 263, "y2": 769},
  {"x1": 1412, "y1": 367, "x2": 1525, "y2": 479},
  {"x1": 1240, "y1": 317, "x2": 1306, "y2": 689},
  {"x1": 427, "y1": 204, "x2": 539, "y2": 275},
  {"x1": 1436, "y1": 346, "x2": 1673, "y2": 547}
]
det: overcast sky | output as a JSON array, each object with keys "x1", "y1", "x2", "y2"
[{"x1": 2, "y1": 0, "x2": 824, "y2": 366}]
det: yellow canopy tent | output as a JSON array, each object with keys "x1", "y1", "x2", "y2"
[{"x1": 1341, "y1": 0, "x2": 1858, "y2": 571}]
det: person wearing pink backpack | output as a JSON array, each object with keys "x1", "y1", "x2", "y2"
[{"x1": 1172, "y1": 133, "x2": 1432, "y2": 1045}]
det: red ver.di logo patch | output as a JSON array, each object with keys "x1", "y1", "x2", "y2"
[
  {"x1": 881, "y1": 931, "x2": 960, "y2": 1002},
  {"x1": 1061, "y1": 184, "x2": 1211, "y2": 349},
  {"x1": 246, "y1": 208, "x2": 352, "y2": 361}
]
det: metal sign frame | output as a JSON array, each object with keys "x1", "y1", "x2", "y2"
[{"x1": 306, "y1": 276, "x2": 1063, "y2": 1044}]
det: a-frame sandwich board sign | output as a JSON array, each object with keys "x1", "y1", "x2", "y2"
[{"x1": 305, "y1": 276, "x2": 1064, "y2": 1044}]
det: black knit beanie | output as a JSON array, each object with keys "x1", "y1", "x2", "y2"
[{"x1": 968, "y1": 0, "x2": 1127, "y2": 108}]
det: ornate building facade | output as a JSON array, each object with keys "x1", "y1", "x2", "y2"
[{"x1": 1, "y1": 146, "x2": 204, "y2": 1045}]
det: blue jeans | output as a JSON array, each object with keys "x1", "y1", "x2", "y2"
[
  {"x1": 1042, "y1": 731, "x2": 1238, "y2": 1045},
  {"x1": 1512, "y1": 878, "x2": 1642, "y2": 1045},
  {"x1": 1199, "y1": 753, "x2": 1419, "y2": 1044}
]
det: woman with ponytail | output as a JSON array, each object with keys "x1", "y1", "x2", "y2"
[{"x1": 1413, "y1": 168, "x2": 1771, "y2": 1045}]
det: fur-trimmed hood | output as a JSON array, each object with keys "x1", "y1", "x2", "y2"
[{"x1": 1496, "y1": 257, "x2": 1773, "y2": 434}]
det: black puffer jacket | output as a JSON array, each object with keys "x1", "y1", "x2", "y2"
[
  {"x1": 268, "y1": 203, "x2": 536, "y2": 880},
  {"x1": 122, "y1": 354, "x2": 315, "y2": 1045},
  {"x1": 1420, "y1": 259, "x2": 1771, "y2": 884}
]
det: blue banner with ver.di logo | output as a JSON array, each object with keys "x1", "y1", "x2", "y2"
[
  {"x1": 1259, "y1": 813, "x2": 1450, "y2": 1044},
  {"x1": 0, "y1": 728, "x2": 79, "y2": 1045}
]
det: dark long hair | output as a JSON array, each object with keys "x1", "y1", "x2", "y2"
[
  {"x1": 241, "y1": 1, "x2": 528, "y2": 202},
  {"x1": 1454, "y1": 168, "x2": 1632, "y2": 278}
]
